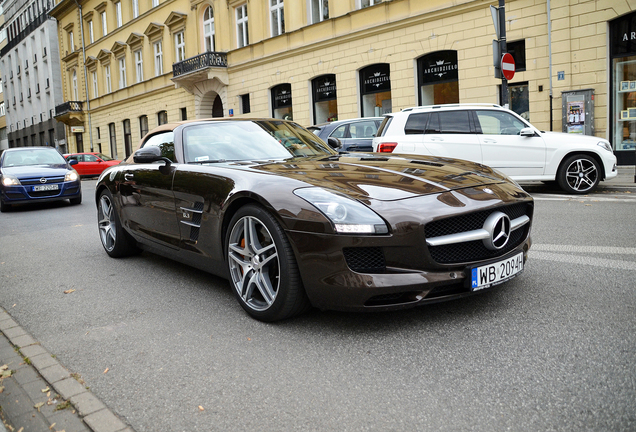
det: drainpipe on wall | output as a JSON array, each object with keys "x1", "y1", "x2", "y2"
[
  {"x1": 73, "y1": 0, "x2": 94, "y2": 152},
  {"x1": 547, "y1": 0, "x2": 553, "y2": 131}
]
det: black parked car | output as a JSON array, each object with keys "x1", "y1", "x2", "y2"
[
  {"x1": 95, "y1": 118, "x2": 533, "y2": 321},
  {"x1": 308, "y1": 117, "x2": 383, "y2": 152}
]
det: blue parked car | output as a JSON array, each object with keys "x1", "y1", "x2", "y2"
[{"x1": 0, "y1": 147, "x2": 82, "y2": 212}]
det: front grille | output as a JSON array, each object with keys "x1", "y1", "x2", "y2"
[
  {"x1": 29, "y1": 190, "x2": 62, "y2": 198},
  {"x1": 343, "y1": 247, "x2": 386, "y2": 273},
  {"x1": 20, "y1": 176, "x2": 65, "y2": 185},
  {"x1": 426, "y1": 203, "x2": 532, "y2": 264}
]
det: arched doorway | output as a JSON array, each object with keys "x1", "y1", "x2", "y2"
[{"x1": 212, "y1": 95, "x2": 223, "y2": 117}]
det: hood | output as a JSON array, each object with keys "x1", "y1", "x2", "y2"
[
  {"x1": 539, "y1": 131, "x2": 607, "y2": 146},
  {"x1": 247, "y1": 153, "x2": 508, "y2": 201},
  {"x1": 1, "y1": 164, "x2": 72, "y2": 180}
]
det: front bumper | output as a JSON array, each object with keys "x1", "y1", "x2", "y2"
[{"x1": 1, "y1": 180, "x2": 82, "y2": 205}]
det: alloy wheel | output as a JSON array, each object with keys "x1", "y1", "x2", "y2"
[
  {"x1": 98, "y1": 195, "x2": 117, "y2": 252},
  {"x1": 564, "y1": 158, "x2": 598, "y2": 192}
]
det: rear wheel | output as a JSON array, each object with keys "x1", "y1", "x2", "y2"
[
  {"x1": 557, "y1": 154, "x2": 601, "y2": 194},
  {"x1": 226, "y1": 204, "x2": 310, "y2": 321},
  {"x1": 97, "y1": 189, "x2": 140, "y2": 257}
]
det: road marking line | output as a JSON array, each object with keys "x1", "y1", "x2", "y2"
[
  {"x1": 533, "y1": 244, "x2": 636, "y2": 255},
  {"x1": 530, "y1": 251, "x2": 636, "y2": 271}
]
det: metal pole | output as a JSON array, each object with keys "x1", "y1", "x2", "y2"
[
  {"x1": 73, "y1": 0, "x2": 94, "y2": 152},
  {"x1": 499, "y1": 0, "x2": 508, "y2": 108},
  {"x1": 547, "y1": 0, "x2": 553, "y2": 131}
]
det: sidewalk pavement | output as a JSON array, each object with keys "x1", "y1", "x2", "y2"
[
  {"x1": 0, "y1": 307, "x2": 134, "y2": 432},
  {"x1": 605, "y1": 165, "x2": 636, "y2": 188}
]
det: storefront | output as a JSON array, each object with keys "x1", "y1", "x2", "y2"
[
  {"x1": 272, "y1": 84, "x2": 293, "y2": 120},
  {"x1": 359, "y1": 64, "x2": 392, "y2": 117},
  {"x1": 610, "y1": 11, "x2": 636, "y2": 165},
  {"x1": 312, "y1": 74, "x2": 337, "y2": 124},
  {"x1": 417, "y1": 50, "x2": 459, "y2": 106}
]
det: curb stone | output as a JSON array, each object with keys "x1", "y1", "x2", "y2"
[{"x1": 0, "y1": 307, "x2": 135, "y2": 432}]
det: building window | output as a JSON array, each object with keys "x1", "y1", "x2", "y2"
[
  {"x1": 68, "y1": 31, "x2": 74, "y2": 52},
  {"x1": 506, "y1": 82, "x2": 529, "y2": 120},
  {"x1": 92, "y1": 71, "x2": 98, "y2": 98},
  {"x1": 359, "y1": 0, "x2": 381, "y2": 8},
  {"x1": 139, "y1": 115, "x2": 148, "y2": 137},
  {"x1": 97, "y1": 126, "x2": 101, "y2": 139},
  {"x1": 154, "y1": 41, "x2": 163, "y2": 76},
  {"x1": 240, "y1": 94, "x2": 250, "y2": 114},
  {"x1": 236, "y1": 4, "x2": 248, "y2": 48},
  {"x1": 132, "y1": 0, "x2": 139, "y2": 19},
  {"x1": 116, "y1": 2, "x2": 122, "y2": 27},
  {"x1": 152, "y1": 0, "x2": 159, "y2": 7},
  {"x1": 270, "y1": 0, "x2": 284, "y2": 37},
  {"x1": 135, "y1": 50, "x2": 143, "y2": 83},
  {"x1": 157, "y1": 110, "x2": 167, "y2": 125},
  {"x1": 507, "y1": 40, "x2": 526, "y2": 72},
  {"x1": 417, "y1": 50, "x2": 459, "y2": 106},
  {"x1": 180, "y1": 107, "x2": 187, "y2": 120},
  {"x1": 310, "y1": 0, "x2": 328, "y2": 24},
  {"x1": 72, "y1": 69, "x2": 78, "y2": 100},
  {"x1": 360, "y1": 63, "x2": 392, "y2": 117},
  {"x1": 109, "y1": 122, "x2": 117, "y2": 159},
  {"x1": 174, "y1": 31, "x2": 185, "y2": 62},
  {"x1": 203, "y1": 6, "x2": 215, "y2": 52},
  {"x1": 104, "y1": 64, "x2": 112, "y2": 93},
  {"x1": 101, "y1": 11, "x2": 107, "y2": 36},
  {"x1": 119, "y1": 57, "x2": 126, "y2": 88},
  {"x1": 88, "y1": 20, "x2": 94, "y2": 43},
  {"x1": 271, "y1": 84, "x2": 292, "y2": 119},
  {"x1": 123, "y1": 119, "x2": 132, "y2": 157},
  {"x1": 312, "y1": 74, "x2": 337, "y2": 124}
]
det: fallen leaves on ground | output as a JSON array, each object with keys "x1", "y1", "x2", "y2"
[
  {"x1": 103, "y1": 368, "x2": 109, "y2": 374},
  {"x1": 63, "y1": 289, "x2": 76, "y2": 294},
  {"x1": 199, "y1": 406, "x2": 205, "y2": 411}
]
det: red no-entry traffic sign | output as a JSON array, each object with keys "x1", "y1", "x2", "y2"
[{"x1": 501, "y1": 53, "x2": 515, "y2": 81}]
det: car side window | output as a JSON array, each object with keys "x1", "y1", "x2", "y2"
[
  {"x1": 426, "y1": 113, "x2": 441, "y2": 134},
  {"x1": 85, "y1": 155, "x2": 98, "y2": 162},
  {"x1": 330, "y1": 125, "x2": 347, "y2": 138},
  {"x1": 405, "y1": 113, "x2": 429, "y2": 135},
  {"x1": 141, "y1": 132, "x2": 176, "y2": 162},
  {"x1": 475, "y1": 110, "x2": 526, "y2": 135},
  {"x1": 67, "y1": 156, "x2": 79, "y2": 163},
  {"x1": 76, "y1": 155, "x2": 86, "y2": 162},
  {"x1": 438, "y1": 111, "x2": 471, "y2": 134},
  {"x1": 349, "y1": 121, "x2": 378, "y2": 138}
]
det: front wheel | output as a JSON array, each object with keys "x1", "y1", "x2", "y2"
[
  {"x1": 226, "y1": 204, "x2": 310, "y2": 322},
  {"x1": 97, "y1": 189, "x2": 140, "y2": 257},
  {"x1": 557, "y1": 154, "x2": 601, "y2": 194}
]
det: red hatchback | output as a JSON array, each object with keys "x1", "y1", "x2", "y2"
[{"x1": 64, "y1": 152, "x2": 121, "y2": 177}]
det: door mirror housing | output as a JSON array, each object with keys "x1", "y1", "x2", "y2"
[
  {"x1": 327, "y1": 137, "x2": 342, "y2": 150},
  {"x1": 520, "y1": 127, "x2": 536, "y2": 137},
  {"x1": 133, "y1": 146, "x2": 172, "y2": 165}
]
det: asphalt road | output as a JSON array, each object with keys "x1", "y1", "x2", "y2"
[{"x1": 1, "y1": 180, "x2": 635, "y2": 431}]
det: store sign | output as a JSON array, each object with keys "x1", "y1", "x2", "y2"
[
  {"x1": 313, "y1": 74, "x2": 337, "y2": 102},
  {"x1": 611, "y1": 11, "x2": 636, "y2": 56},
  {"x1": 419, "y1": 50, "x2": 459, "y2": 84},
  {"x1": 71, "y1": 126, "x2": 84, "y2": 133},
  {"x1": 273, "y1": 84, "x2": 292, "y2": 108},
  {"x1": 361, "y1": 64, "x2": 391, "y2": 94}
]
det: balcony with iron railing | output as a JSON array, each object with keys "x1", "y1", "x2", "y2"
[
  {"x1": 171, "y1": 51, "x2": 228, "y2": 94},
  {"x1": 55, "y1": 101, "x2": 85, "y2": 126}
]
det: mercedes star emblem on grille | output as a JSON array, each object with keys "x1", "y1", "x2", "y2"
[{"x1": 482, "y1": 211, "x2": 511, "y2": 250}]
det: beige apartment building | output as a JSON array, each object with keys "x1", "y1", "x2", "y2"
[{"x1": 49, "y1": 0, "x2": 636, "y2": 165}]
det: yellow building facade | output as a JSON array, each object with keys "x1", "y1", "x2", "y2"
[{"x1": 49, "y1": 0, "x2": 636, "y2": 164}]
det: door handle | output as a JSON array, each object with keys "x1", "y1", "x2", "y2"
[
  {"x1": 430, "y1": 137, "x2": 444, "y2": 142},
  {"x1": 483, "y1": 139, "x2": 497, "y2": 143},
  {"x1": 124, "y1": 173, "x2": 134, "y2": 181}
]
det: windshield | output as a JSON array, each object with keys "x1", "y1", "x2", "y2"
[
  {"x1": 1, "y1": 148, "x2": 67, "y2": 167},
  {"x1": 182, "y1": 120, "x2": 335, "y2": 163},
  {"x1": 96, "y1": 153, "x2": 115, "y2": 161}
]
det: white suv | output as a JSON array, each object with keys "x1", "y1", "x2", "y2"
[{"x1": 372, "y1": 104, "x2": 618, "y2": 194}]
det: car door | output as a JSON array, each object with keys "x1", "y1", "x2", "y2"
[
  {"x1": 474, "y1": 110, "x2": 547, "y2": 177},
  {"x1": 119, "y1": 131, "x2": 181, "y2": 248},
  {"x1": 82, "y1": 154, "x2": 100, "y2": 176},
  {"x1": 334, "y1": 120, "x2": 379, "y2": 152},
  {"x1": 420, "y1": 111, "x2": 483, "y2": 163}
]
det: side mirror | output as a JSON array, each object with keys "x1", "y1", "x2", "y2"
[
  {"x1": 327, "y1": 137, "x2": 342, "y2": 150},
  {"x1": 133, "y1": 146, "x2": 171, "y2": 165},
  {"x1": 520, "y1": 127, "x2": 536, "y2": 137},
  {"x1": 68, "y1": 159, "x2": 78, "y2": 166}
]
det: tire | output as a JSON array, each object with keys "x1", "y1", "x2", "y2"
[
  {"x1": 69, "y1": 194, "x2": 82, "y2": 205},
  {"x1": 97, "y1": 189, "x2": 140, "y2": 257},
  {"x1": 557, "y1": 154, "x2": 601, "y2": 194},
  {"x1": 0, "y1": 199, "x2": 10, "y2": 213},
  {"x1": 226, "y1": 204, "x2": 310, "y2": 322}
]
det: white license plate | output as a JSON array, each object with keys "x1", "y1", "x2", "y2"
[
  {"x1": 32, "y1": 184, "x2": 59, "y2": 192},
  {"x1": 470, "y1": 252, "x2": 524, "y2": 291}
]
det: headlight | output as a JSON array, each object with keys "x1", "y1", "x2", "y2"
[
  {"x1": 294, "y1": 187, "x2": 389, "y2": 234},
  {"x1": 597, "y1": 141, "x2": 612, "y2": 152},
  {"x1": 64, "y1": 170, "x2": 79, "y2": 182},
  {"x1": 1, "y1": 175, "x2": 21, "y2": 186}
]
